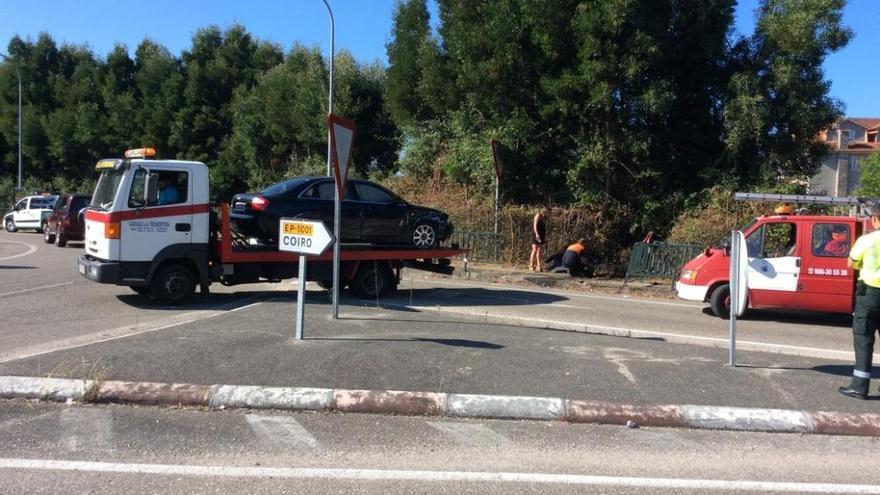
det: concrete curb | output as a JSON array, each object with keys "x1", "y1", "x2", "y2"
[{"x1": 4, "y1": 375, "x2": 880, "y2": 437}]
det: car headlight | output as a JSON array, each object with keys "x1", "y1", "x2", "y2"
[{"x1": 681, "y1": 270, "x2": 698, "y2": 282}]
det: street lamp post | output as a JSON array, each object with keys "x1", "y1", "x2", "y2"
[
  {"x1": 321, "y1": 0, "x2": 342, "y2": 319},
  {"x1": 0, "y1": 53, "x2": 22, "y2": 191}
]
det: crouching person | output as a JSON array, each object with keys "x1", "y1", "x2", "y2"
[{"x1": 562, "y1": 239, "x2": 587, "y2": 277}]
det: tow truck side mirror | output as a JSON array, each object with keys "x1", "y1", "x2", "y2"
[{"x1": 145, "y1": 174, "x2": 158, "y2": 205}]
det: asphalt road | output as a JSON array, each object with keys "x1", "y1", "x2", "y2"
[{"x1": 2, "y1": 400, "x2": 880, "y2": 494}]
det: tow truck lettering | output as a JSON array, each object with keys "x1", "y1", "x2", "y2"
[{"x1": 128, "y1": 220, "x2": 170, "y2": 233}]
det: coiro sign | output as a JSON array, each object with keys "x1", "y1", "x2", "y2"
[{"x1": 278, "y1": 219, "x2": 335, "y2": 256}]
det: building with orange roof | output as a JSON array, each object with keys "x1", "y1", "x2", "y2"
[{"x1": 810, "y1": 117, "x2": 880, "y2": 195}]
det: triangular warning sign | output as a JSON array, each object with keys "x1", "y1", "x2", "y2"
[{"x1": 328, "y1": 113, "x2": 357, "y2": 196}]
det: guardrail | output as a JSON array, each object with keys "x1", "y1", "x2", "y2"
[
  {"x1": 453, "y1": 230, "x2": 501, "y2": 263},
  {"x1": 625, "y1": 241, "x2": 703, "y2": 287}
]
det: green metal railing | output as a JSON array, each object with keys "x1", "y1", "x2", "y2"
[
  {"x1": 454, "y1": 230, "x2": 501, "y2": 263},
  {"x1": 625, "y1": 241, "x2": 702, "y2": 286}
]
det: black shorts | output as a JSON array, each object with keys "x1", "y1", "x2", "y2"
[{"x1": 532, "y1": 237, "x2": 545, "y2": 246}]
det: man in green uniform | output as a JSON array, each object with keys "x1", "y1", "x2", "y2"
[{"x1": 839, "y1": 207, "x2": 880, "y2": 399}]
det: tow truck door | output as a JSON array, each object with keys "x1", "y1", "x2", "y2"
[
  {"x1": 745, "y1": 221, "x2": 800, "y2": 308},
  {"x1": 797, "y1": 219, "x2": 855, "y2": 313},
  {"x1": 120, "y1": 165, "x2": 193, "y2": 263}
]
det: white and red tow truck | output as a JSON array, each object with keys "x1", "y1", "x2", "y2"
[
  {"x1": 77, "y1": 148, "x2": 465, "y2": 304},
  {"x1": 676, "y1": 193, "x2": 875, "y2": 318}
]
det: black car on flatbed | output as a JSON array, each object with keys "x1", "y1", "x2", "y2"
[{"x1": 230, "y1": 177, "x2": 453, "y2": 249}]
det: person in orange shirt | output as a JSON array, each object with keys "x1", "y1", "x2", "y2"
[{"x1": 562, "y1": 238, "x2": 587, "y2": 276}]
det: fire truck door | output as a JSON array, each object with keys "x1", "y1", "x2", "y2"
[{"x1": 745, "y1": 222, "x2": 799, "y2": 308}]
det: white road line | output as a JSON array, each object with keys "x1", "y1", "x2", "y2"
[
  {"x1": 0, "y1": 458, "x2": 878, "y2": 493},
  {"x1": 0, "y1": 240, "x2": 38, "y2": 262},
  {"x1": 404, "y1": 277, "x2": 699, "y2": 308},
  {"x1": 246, "y1": 415, "x2": 319, "y2": 449},
  {"x1": 0, "y1": 281, "x2": 74, "y2": 298},
  {"x1": 426, "y1": 421, "x2": 509, "y2": 446},
  {"x1": 0, "y1": 298, "x2": 265, "y2": 363}
]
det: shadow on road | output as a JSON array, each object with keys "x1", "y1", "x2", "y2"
[
  {"x1": 308, "y1": 336, "x2": 504, "y2": 349},
  {"x1": 0, "y1": 265, "x2": 36, "y2": 270},
  {"x1": 385, "y1": 287, "x2": 569, "y2": 307},
  {"x1": 701, "y1": 307, "x2": 851, "y2": 328}
]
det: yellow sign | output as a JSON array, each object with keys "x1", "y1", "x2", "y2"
[
  {"x1": 95, "y1": 159, "x2": 121, "y2": 170},
  {"x1": 283, "y1": 222, "x2": 314, "y2": 236}
]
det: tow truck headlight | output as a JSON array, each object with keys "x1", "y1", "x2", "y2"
[
  {"x1": 105, "y1": 222, "x2": 120, "y2": 239},
  {"x1": 681, "y1": 269, "x2": 698, "y2": 282}
]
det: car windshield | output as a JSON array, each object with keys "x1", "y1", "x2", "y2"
[
  {"x1": 260, "y1": 178, "x2": 309, "y2": 196},
  {"x1": 92, "y1": 169, "x2": 125, "y2": 210}
]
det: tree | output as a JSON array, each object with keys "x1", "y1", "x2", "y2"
[{"x1": 856, "y1": 152, "x2": 880, "y2": 198}]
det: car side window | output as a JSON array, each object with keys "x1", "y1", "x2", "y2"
[
  {"x1": 746, "y1": 222, "x2": 797, "y2": 258},
  {"x1": 302, "y1": 181, "x2": 354, "y2": 200},
  {"x1": 812, "y1": 222, "x2": 850, "y2": 258},
  {"x1": 129, "y1": 169, "x2": 188, "y2": 208},
  {"x1": 14, "y1": 198, "x2": 26, "y2": 210},
  {"x1": 353, "y1": 183, "x2": 395, "y2": 204}
]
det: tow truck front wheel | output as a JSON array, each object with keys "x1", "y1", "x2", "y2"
[{"x1": 151, "y1": 263, "x2": 196, "y2": 305}]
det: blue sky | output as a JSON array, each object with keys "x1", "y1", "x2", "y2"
[{"x1": 1, "y1": 0, "x2": 877, "y2": 116}]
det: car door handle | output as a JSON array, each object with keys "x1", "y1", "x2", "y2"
[
  {"x1": 795, "y1": 258, "x2": 801, "y2": 267},
  {"x1": 175, "y1": 223, "x2": 191, "y2": 232}
]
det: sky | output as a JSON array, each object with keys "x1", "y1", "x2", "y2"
[{"x1": 1, "y1": 0, "x2": 878, "y2": 116}]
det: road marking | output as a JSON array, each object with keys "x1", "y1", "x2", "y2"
[
  {"x1": 0, "y1": 240, "x2": 38, "y2": 262},
  {"x1": 0, "y1": 281, "x2": 74, "y2": 298},
  {"x1": 1, "y1": 458, "x2": 879, "y2": 492},
  {"x1": 404, "y1": 277, "x2": 699, "y2": 308},
  {"x1": 426, "y1": 421, "x2": 508, "y2": 446},
  {"x1": 0, "y1": 298, "x2": 265, "y2": 363},
  {"x1": 246, "y1": 415, "x2": 318, "y2": 449},
  {"x1": 59, "y1": 408, "x2": 114, "y2": 452},
  {"x1": 603, "y1": 349, "x2": 638, "y2": 384}
]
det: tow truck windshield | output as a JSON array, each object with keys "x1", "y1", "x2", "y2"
[{"x1": 91, "y1": 169, "x2": 125, "y2": 210}]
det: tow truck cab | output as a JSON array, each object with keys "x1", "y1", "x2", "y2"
[
  {"x1": 676, "y1": 198, "x2": 871, "y2": 318},
  {"x1": 78, "y1": 148, "x2": 212, "y2": 294}
]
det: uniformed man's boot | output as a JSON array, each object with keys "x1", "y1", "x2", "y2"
[{"x1": 838, "y1": 377, "x2": 869, "y2": 400}]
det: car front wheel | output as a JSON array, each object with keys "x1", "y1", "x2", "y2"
[
  {"x1": 412, "y1": 223, "x2": 438, "y2": 249},
  {"x1": 55, "y1": 230, "x2": 67, "y2": 247},
  {"x1": 4, "y1": 218, "x2": 15, "y2": 233},
  {"x1": 44, "y1": 225, "x2": 56, "y2": 244}
]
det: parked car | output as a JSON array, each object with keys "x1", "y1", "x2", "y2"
[
  {"x1": 230, "y1": 177, "x2": 453, "y2": 249},
  {"x1": 3, "y1": 194, "x2": 59, "y2": 233},
  {"x1": 43, "y1": 193, "x2": 91, "y2": 247}
]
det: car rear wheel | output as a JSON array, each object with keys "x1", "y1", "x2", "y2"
[
  {"x1": 4, "y1": 218, "x2": 15, "y2": 233},
  {"x1": 43, "y1": 225, "x2": 56, "y2": 244},
  {"x1": 151, "y1": 263, "x2": 196, "y2": 305},
  {"x1": 412, "y1": 223, "x2": 438, "y2": 249}
]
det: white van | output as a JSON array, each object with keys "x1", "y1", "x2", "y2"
[{"x1": 4, "y1": 195, "x2": 59, "y2": 232}]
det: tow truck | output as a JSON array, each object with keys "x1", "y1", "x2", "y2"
[
  {"x1": 77, "y1": 148, "x2": 465, "y2": 304},
  {"x1": 676, "y1": 193, "x2": 875, "y2": 318}
]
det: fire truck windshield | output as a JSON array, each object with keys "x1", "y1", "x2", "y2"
[{"x1": 92, "y1": 169, "x2": 125, "y2": 210}]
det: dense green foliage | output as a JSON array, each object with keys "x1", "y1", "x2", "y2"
[
  {"x1": 0, "y1": 0, "x2": 851, "y2": 253},
  {"x1": 0, "y1": 26, "x2": 398, "y2": 204},
  {"x1": 855, "y1": 152, "x2": 880, "y2": 198}
]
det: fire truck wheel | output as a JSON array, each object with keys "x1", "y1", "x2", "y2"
[
  {"x1": 709, "y1": 284, "x2": 731, "y2": 319},
  {"x1": 151, "y1": 263, "x2": 196, "y2": 305},
  {"x1": 44, "y1": 225, "x2": 55, "y2": 244},
  {"x1": 350, "y1": 263, "x2": 396, "y2": 299}
]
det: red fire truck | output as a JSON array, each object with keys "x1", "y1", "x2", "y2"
[
  {"x1": 676, "y1": 193, "x2": 874, "y2": 318},
  {"x1": 77, "y1": 148, "x2": 465, "y2": 304}
]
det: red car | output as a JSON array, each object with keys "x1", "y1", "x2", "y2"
[{"x1": 44, "y1": 193, "x2": 90, "y2": 247}]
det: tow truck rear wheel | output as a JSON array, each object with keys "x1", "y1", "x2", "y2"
[
  {"x1": 350, "y1": 262, "x2": 396, "y2": 299},
  {"x1": 710, "y1": 283, "x2": 731, "y2": 319},
  {"x1": 151, "y1": 263, "x2": 196, "y2": 305}
]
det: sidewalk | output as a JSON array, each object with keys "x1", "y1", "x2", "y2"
[{"x1": 1, "y1": 294, "x2": 878, "y2": 436}]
